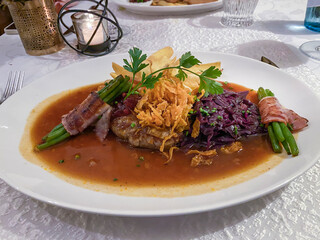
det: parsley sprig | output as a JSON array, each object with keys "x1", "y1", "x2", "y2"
[{"x1": 123, "y1": 47, "x2": 223, "y2": 99}]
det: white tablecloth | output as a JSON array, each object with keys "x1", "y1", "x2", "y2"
[{"x1": 0, "y1": 0, "x2": 320, "y2": 239}]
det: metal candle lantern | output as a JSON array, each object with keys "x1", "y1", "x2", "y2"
[{"x1": 57, "y1": 0, "x2": 122, "y2": 56}]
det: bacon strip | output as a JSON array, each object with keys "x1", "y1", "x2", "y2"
[
  {"x1": 62, "y1": 92, "x2": 110, "y2": 135},
  {"x1": 284, "y1": 109, "x2": 308, "y2": 131},
  {"x1": 258, "y1": 97, "x2": 288, "y2": 124},
  {"x1": 258, "y1": 96, "x2": 308, "y2": 131},
  {"x1": 95, "y1": 106, "x2": 113, "y2": 142}
]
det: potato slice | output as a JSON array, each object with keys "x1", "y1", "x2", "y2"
[
  {"x1": 185, "y1": 62, "x2": 221, "y2": 91},
  {"x1": 190, "y1": 62, "x2": 221, "y2": 72},
  {"x1": 111, "y1": 62, "x2": 132, "y2": 79},
  {"x1": 147, "y1": 46, "x2": 174, "y2": 73}
]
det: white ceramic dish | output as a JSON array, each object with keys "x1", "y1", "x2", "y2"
[
  {"x1": 0, "y1": 51, "x2": 319, "y2": 217},
  {"x1": 111, "y1": 0, "x2": 223, "y2": 15}
]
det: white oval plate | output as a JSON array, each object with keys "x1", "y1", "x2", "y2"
[
  {"x1": 0, "y1": 51, "x2": 319, "y2": 217},
  {"x1": 111, "y1": 0, "x2": 223, "y2": 15}
]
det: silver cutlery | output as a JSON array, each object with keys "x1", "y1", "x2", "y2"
[
  {"x1": 0, "y1": 71, "x2": 25, "y2": 104},
  {"x1": 261, "y1": 56, "x2": 279, "y2": 68}
]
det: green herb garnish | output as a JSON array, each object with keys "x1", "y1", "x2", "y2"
[
  {"x1": 199, "y1": 108, "x2": 210, "y2": 117},
  {"x1": 130, "y1": 123, "x2": 136, "y2": 128},
  {"x1": 193, "y1": 96, "x2": 200, "y2": 102},
  {"x1": 59, "y1": 160, "x2": 64, "y2": 164},
  {"x1": 123, "y1": 48, "x2": 223, "y2": 99},
  {"x1": 234, "y1": 126, "x2": 238, "y2": 135}
]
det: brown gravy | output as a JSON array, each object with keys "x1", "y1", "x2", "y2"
[{"x1": 27, "y1": 82, "x2": 275, "y2": 188}]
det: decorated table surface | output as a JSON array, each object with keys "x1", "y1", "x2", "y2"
[{"x1": 1, "y1": 0, "x2": 320, "y2": 239}]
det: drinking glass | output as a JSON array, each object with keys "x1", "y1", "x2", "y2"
[
  {"x1": 300, "y1": 41, "x2": 320, "y2": 60},
  {"x1": 220, "y1": 0, "x2": 259, "y2": 28},
  {"x1": 299, "y1": 4, "x2": 320, "y2": 60}
]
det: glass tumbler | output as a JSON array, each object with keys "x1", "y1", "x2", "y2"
[{"x1": 220, "y1": 0, "x2": 259, "y2": 27}]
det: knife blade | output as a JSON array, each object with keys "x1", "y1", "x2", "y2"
[{"x1": 261, "y1": 56, "x2": 279, "y2": 68}]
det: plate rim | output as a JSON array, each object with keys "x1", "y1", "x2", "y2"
[
  {"x1": 0, "y1": 50, "x2": 320, "y2": 217},
  {"x1": 111, "y1": 0, "x2": 223, "y2": 15}
]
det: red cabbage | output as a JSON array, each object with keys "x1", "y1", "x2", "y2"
[{"x1": 181, "y1": 90, "x2": 265, "y2": 149}]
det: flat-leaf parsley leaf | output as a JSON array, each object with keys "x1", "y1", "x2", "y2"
[{"x1": 123, "y1": 48, "x2": 223, "y2": 98}]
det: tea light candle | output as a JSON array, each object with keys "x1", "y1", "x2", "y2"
[
  {"x1": 71, "y1": 10, "x2": 110, "y2": 53},
  {"x1": 82, "y1": 15, "x2": 105, "y2": 45},
  {"x1": 57, "y1": 1, "x2": 123, "y2": 57}
]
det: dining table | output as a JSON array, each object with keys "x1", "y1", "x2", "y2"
[{"x1": 0, "y1": 0, "x2": 320, "y2": 239}]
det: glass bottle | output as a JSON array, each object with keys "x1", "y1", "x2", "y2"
[{"x1": 304, "y1": 0, "x2": 320, "y2": 32}]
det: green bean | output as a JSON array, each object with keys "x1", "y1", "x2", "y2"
[
  {"x1": 257, "y1": 87, "x2": 267, "y2": 101},
  {"x1": 37, "y1": 75, "x2": 130, "y2": 151},
  {"x1": 267, "y1": 125, "x2": 282, "y2": 153},
  {"x1": 98, "y1": 76, "x2": 121, "y2": 100},
  {"x1": 46, "y1": 127, "x2": 67, "y2": 142},
  {"x1": 272, "y1": 122, "x2": 285, "y2": 142},
  {"x1": 265, "y1": 89, "x2": 274, "y2": 97},
  {"x1": 36, "y1": 132, "x2": 70, "y2": 151},
  {"x1": 258, "y1": 86, "x2": 300, "y2": 155},
  {"x1": 102, "y1": 76, "x2": 130, "y2": 104},
  {"x1": 279, "y1": 122, "x2": 299, "y2": 156},
  {"x1": 281, "y1": 140, "x2": 291, "y2": 155},
  {"x1": 42, "y1": 123, "x2": 63, "y2": 141}
]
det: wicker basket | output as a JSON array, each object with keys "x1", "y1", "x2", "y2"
[{"x1": 7, "y1": 0, "x2": 64, "y2": 56}]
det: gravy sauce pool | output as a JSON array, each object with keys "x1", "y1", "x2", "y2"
[{"x1": 21, "y1": 82, "x2": 283, "y2": 196}]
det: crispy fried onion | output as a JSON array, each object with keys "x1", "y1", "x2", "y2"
[
  {"x1": 220, "y1": 142, "x2": 243, "y2": 154},
  {"x1": 135, "y1": 78, "x2": 194, "y2": 152},
  {"x1": 191, "y1": 118, "x2": 200, "y2": 138},
  {"x1": 187, "y1": 149, "x2": 217, "y2": 167},
  {"x1": 162, "y1": 147, "x2": 179, "y2": 164}
]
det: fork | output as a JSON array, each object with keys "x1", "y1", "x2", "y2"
[{"x1": 0, "y1": 71, "x2": 25, "y2": 104}]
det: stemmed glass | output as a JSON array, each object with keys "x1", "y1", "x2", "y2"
[
  {"x1": 300, "y1": 41, "x2": 320, "y2": 60},
  {"x1": 299, "y1": 6, "x2": 320, "y2": 60}
]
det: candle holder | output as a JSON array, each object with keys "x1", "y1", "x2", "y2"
[
  {"x1": 57, "y1": 0, "x2": 122, "y2": 56},
  {"x1": 6, "y1": 0, "x2": 65, "y2": 56}
]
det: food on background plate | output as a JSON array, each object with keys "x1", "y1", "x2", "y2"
[
  {"x1": 129, "y1": 0, "x2": 151, "y2": 2},
  {"x1": 20, "y1": 47, "x2": 308, "y2": 197},
  {"x1": 151, "y1": 0, "x2": 218, "y2": 6}
]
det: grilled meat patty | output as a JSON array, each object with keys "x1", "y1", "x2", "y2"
[{"x1": 111, "y1": 114, "x2": 181, "y2": 150}]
